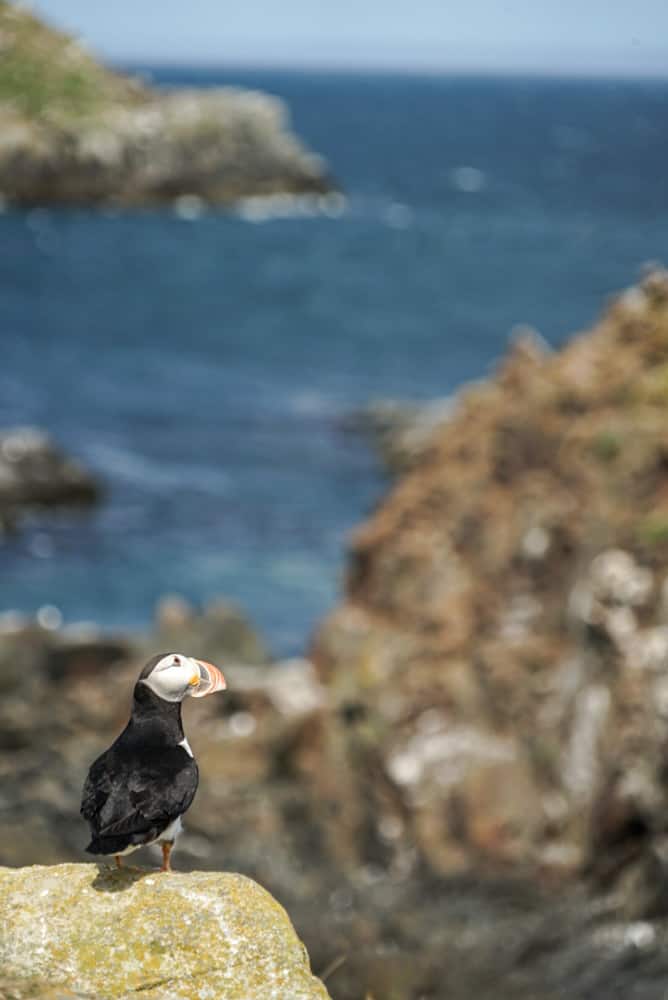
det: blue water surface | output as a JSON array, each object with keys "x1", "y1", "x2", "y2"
[{"x1": 1, "y1": 72, "x2": 667, "y2": 653}]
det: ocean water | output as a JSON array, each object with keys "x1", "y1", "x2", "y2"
[{"x1": 1, "y1": 72, "x2": 667, "y2": 654}]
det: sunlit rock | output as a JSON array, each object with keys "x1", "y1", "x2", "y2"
[{"x1": 0, "y1": 864, "x2": 330, "y2": 999}]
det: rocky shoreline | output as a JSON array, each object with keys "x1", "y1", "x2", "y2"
[
  {"x1": 3, "y1": 273, "x2": 668, "y2": 997},
  {"x1": 0, "y1": 3, "x2": 333, "y2": 208}
]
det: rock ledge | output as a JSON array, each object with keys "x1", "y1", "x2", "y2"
[{"x1": 0, "y1": 864, "x2": 330, "y2": 999}]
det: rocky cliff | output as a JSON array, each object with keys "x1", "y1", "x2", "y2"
[
  {"x1": 313, "y1": 268, "x2": 668, "y2": 885},
  {"x1": 0, "y1": 2, "x2": 332, "y2": 207},
  {"x1": 0, "y1": 864, "x2": 329, "y2": 999}
]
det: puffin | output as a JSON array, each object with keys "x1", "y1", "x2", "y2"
[{"x1": 80, "y1": 652, "x2": 226, "y2": 872}]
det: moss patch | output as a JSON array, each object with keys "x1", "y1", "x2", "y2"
[{"x1": 0, "y1": 0, "x2": 142, "y2": 122}]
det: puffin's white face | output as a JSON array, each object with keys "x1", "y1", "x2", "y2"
[{"x1": 139, "y1": 652, "x2": 226, "y2": 703}]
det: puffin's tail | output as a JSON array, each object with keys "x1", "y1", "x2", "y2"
[{"x1": 85, "y1": 835, "x2": 129, "y2": 855}]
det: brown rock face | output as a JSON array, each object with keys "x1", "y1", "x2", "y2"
[{"x1": 313, "y1": 269, "x2": 668, "y2": 885}]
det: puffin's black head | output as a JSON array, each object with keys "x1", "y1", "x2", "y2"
[{"x1": 136, "y1": 652, "x2": 227, "y2": 704}]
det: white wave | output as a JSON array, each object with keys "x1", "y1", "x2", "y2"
[
  {"x1": 450, "y1": 166, "x2": 486, "y2": 193},
  {"x1": 173, "y1": 194, "x2": 206, "y2": 220},
  {"x1": 90, "y1": 443, "x2": 230, "y2": 493},
  {"x1": 288, "y1": 390, "x2": 341, "y2": 418},
  {"x1": 383, "y1": 202, "x2": 414, "y2": 228},
  {"x1": 236, "y1": 191, "x2": 346, "y2": 223}
]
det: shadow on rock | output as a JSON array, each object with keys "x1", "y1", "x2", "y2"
[{"x1": 92, "y1": 863, "x2": 157, "y2": 893}]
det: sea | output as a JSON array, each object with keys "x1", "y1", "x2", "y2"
[{"x1": 1, "y1": 71, "x2": 667, "y2": 654}]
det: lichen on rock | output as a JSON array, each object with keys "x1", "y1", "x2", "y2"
[{"x1": 0, "y1": 864, "x2": 330, "y2": 1000}]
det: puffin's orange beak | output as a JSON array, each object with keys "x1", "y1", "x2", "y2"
[{"x1": 190, "y1": 659, "x2": 227, "y2": 698}]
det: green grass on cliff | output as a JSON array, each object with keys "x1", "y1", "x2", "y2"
[{"x1": 0, "y1": 0, "x2": 142, "y2": 121}]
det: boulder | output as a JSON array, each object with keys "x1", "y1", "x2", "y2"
[
  {"x1": 0, "y1": 864, "x2": 330, "y2": 1000},
  {"x1": 0, "y1": 428, "x2": 100, "y2": 529}
]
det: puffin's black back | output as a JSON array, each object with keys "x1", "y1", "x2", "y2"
[{"x1": 80, "y1": 673, "x2": 199, "y2": 855}]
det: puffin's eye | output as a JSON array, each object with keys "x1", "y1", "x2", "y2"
[{"x1": 173, "y1": 655, "x2": 181, "y2": 666}]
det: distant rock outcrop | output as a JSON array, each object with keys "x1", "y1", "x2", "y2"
[
  {"x1": 0, "y1": 2, "x2": 333, "y2": 207},
  {"x1": 0, "y1": 427, "x2": 99, "y2": 531},
  {"x1": 0, "y1": 864, "x2": 330, "y2": 999}
]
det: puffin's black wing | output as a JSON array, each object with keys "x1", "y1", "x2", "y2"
[
  {"x1": 81, "y1": 741, "x2": 198, "y2": 853},
  {"x1": 80, "y1": 755, "x2": 112, "y2": 826}
]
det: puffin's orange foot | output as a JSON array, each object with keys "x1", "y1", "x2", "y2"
[
  {"x1": 115, "y1": 855, "x2": 123, "y2": 869},
  {"x1": 161, "y1": 842, "x2": 173, "y2": 873}
]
